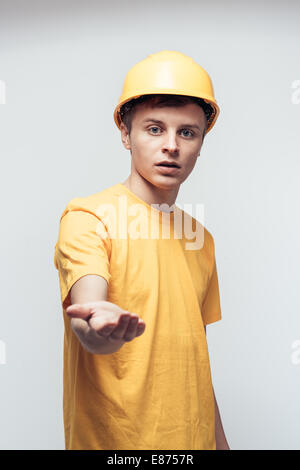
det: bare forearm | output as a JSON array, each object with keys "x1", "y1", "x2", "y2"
[{"x1": 213, "y1": 388, "x2": 230, "y2": 450}]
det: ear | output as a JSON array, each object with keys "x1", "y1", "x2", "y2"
[{"x1": 120, "y1": 122, "x2": 131, "y2": 150}]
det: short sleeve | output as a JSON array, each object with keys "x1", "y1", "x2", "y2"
[
  {"x1": 54, "y1": 209, "x2": 112, "y2": 310},
  {"x1": 201, "y1": 243, "x2": 222, "y2": 326}
]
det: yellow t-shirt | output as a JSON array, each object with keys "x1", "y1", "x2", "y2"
[{"x1": 54, "y1": 183, "x2": 222, "y2": 450}]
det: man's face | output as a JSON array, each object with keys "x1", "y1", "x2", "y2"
[{"x1": 120, "y1": 102, "x2": 206, "y2": 190}]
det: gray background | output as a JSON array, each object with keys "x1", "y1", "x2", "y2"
[{"x1": 0, "y1": 0, "x2": 299, "y2": 450}]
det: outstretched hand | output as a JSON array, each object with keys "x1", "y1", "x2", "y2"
[{"x1": 66, "y1": 301, "x2": 146, "y2": 351}]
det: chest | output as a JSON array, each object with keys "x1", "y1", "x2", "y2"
[{"x1": 107, "y1": 237, "x2": 211, "y2": 311}]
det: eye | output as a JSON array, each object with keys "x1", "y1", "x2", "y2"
[
  {"x1": 148, "y1": 126, "x2": 161, "y2": 134},
  {"x1": 180, "y1": 129, "x2": 194, "y2": 138}
]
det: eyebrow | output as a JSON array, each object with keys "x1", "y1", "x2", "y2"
[{"x1": 142, "y1": 118, "x2": 202, "y2": 131}]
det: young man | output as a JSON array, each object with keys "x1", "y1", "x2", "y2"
[{"x1": 54, "y1": 50, "x2": 230, "y2": 450}]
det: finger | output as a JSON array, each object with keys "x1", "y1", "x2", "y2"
[
  {"x1": 122, "y1": 315, "x2": 140, "y2": 342},
  {"x1": 108, "y1": 314, "x2": 131, "y2": 340},
  {"x1": 66, "y1": 304, "x2": 92, "y2": 320},
  {"x1": 135, "y1": 321, "x2": 146, "y2": 337},
  {"x1": 88, "y1": 315, "x2": 118, "y2": 336}
]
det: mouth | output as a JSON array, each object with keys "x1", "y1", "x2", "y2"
[
  {"x1": 155, "y1": 164, "x2": 181, "y2": 175},
  {"x1": 155, "y1": 162, "x2": 181, "y2": 169}
]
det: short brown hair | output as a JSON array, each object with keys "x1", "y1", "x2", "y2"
[{"x1": 120, "y1": 94, "x2": 214, "y2": 140}]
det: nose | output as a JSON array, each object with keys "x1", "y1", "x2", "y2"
[{"x1": 162, "y1": 130, "x2": 179, "y2": 154}]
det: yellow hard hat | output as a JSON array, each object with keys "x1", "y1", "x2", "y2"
[{"x1": 113, "y1": 50, "x2": 220, "y2": 134}]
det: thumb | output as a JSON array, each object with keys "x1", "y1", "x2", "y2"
[{"x1": 65, "y1": 303, "x2": 92, "y2": 319}]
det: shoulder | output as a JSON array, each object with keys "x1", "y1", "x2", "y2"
[
  {"x1": 203, "y1": 225, "x2": 215, "y2": 253},
  {"x1": 178, "y1": 205, "x2": 215, "y2": 255},
  {"x1": 59, "y1": 184, "x2": 121, "y2": 222}
]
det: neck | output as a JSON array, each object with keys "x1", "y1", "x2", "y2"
[{"x1": 122, "y1": 173, "x2": 179, "y2": 212}]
